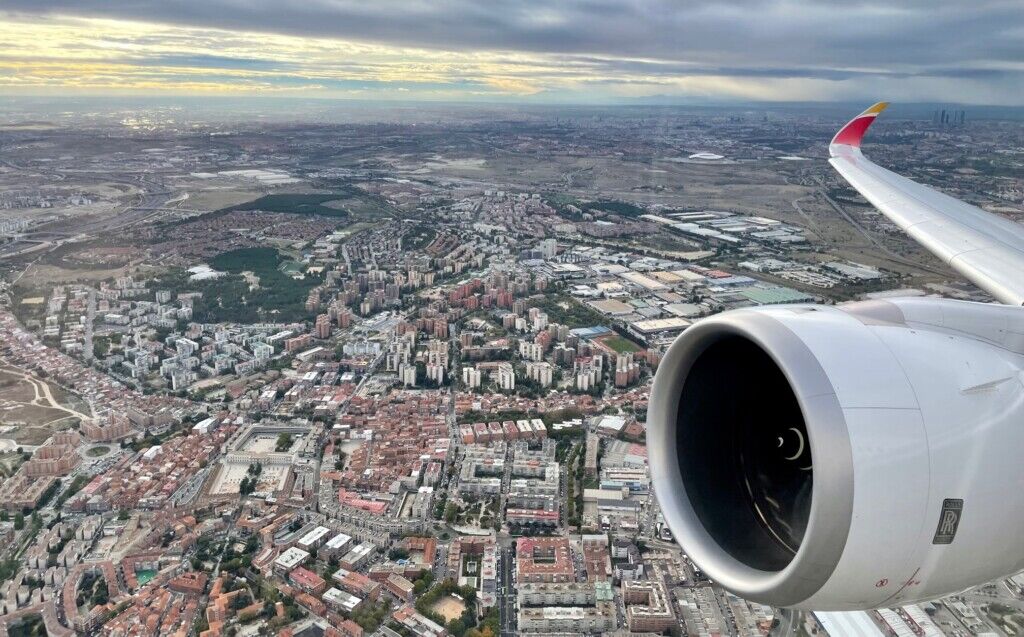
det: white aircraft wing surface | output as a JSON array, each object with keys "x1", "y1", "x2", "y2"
[{"x1": 829, "y1": 102, "x2": 1024, "y2": 306}]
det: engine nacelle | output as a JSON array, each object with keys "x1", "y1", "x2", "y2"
[{"x1": 649, "y1": 297, "x2": 1024, "y2": 609}]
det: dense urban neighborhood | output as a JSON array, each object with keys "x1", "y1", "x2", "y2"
[{"x1": 0, "y1": 98, "x2": 1021, "y2": 637}]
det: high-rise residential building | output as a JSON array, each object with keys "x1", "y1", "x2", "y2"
[
  {"x1": 426, "y1": 363, "x2": 445, "y2": 385},
  {"x1": 526, "y1": 361, "x2": 554, "y2": 387},
  {"x1": 462, "y1": 366, "x2": 482, "y2": 389},
  {"x1": 306, "y1": 291, "x2": 321, "y2": 312},
  {"x1": 614, "y1": 351, "x2": 640, "y2": 387},
  {"x1": 399, "y1": 362, "x2": 417, "y2": 387},
  {"x1": 519, "y1": 340, "x2": 543, "y2": 361},
  {"x1": 252, "y1": 342, "x2": 273, "y2": 361},
  {"x1": 539, "y1": 238, "x2": 558, "y2": 259},
  {"x1": 496, "y1": 362, "x2": 516, "y2": 390},
  {"x1": 337, "y1": 309, "x2": 353, "y2": 328},
  {"x1": 532, "y1": 311, "x2": 549, "y2": 332},
  {"x1": 315, "y1": 313, "x2": 332, "y2": 339}
]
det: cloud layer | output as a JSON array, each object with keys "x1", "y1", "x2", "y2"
[{"x1": 1, "y1": 1, "x2": 1022, "y2": 103}]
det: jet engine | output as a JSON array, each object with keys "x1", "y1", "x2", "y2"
[{"x1": 648, "y1": 297, "x2": 1024, "y2": 609}]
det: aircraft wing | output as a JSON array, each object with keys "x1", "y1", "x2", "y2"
[{"x1": 829, "y1": 102, "x2": 1024, "y2": 306}]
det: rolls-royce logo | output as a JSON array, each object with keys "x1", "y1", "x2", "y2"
[{"x1": 933, "y1": 499, "x2": 963, "y2": 544}]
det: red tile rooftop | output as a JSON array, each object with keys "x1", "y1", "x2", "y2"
[
  {"x1": 515, "y1": 537, "x2": 574, "y2": 581},
  {"x1": 289, "y1": 566, "x2": 326, "y2": 589},
  {"x1": 338, "y1": 489, "x2": 388, "y2": 515}
]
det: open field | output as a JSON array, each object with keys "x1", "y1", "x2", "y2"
[
  {"x1": 177, "y1": 187, "x2": 262, "y2": 212},
  {"x1": 431, "y1": 595, "x2": 467, "y2": 623},
  {"x1": 0, "y1": 365, "x2": 92, "y2": 444},
  {"x1": 530, "y1": 294, "x2": 607, "y2": 329},
  {"x1": 12, "y1": 258, "x2": 163, "y2": 288},
  {"x1": 600, "y1": 335, "x2": 642, "y2": 354},
  {"x1": 224, "y1": 193, "x2": 349, "y2": 218}
]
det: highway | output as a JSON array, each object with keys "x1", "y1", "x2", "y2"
[
  {"x1": 0, "y1": 173, "x2": 177, "y2": 261},
  {"x1": 812, "y1": 176, "x2": 948, "y2": 277}
]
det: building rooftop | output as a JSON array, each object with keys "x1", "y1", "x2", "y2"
[{"x1": 274, "y1": 547, "x2": 310, "y2": 571}]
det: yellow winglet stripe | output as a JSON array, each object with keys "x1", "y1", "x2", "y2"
[{"x1": 862, "y1": 101, "x2": 889, "y2": 116}]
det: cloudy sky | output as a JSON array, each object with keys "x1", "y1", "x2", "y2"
[{"x1": 1, "y1": 1, "x2": 1022, "y2": 104}]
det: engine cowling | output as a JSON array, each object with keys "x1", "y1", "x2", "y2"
[{"x1": 648, "y1": 297, "x2": 1024, "y2": 610}]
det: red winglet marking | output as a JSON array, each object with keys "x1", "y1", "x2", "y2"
[
  {"x1": 832, "y1": 115, "x2": 876, "y2": 147},
  {"x1": 830, "y1": 102, "x2": 889, "y2": 149}
]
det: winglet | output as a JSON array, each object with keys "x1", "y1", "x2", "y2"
[{"x1": 830, "y1": 102, "x2": 888, "y2": 155}]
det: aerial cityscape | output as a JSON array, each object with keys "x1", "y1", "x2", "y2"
[
  {"x1": 1, "y1": 1, "x2": 1024, "y2": 636},
  {"x1": 0, "y1": 97, "x2": 1018, "y2": 636}
]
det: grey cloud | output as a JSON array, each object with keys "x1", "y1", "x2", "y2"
[
  {"x1": 3, "y1": 1, "x2": 1021, "y2": 62},
  {"x1": 2, "y1": 0, "x2": 1023, "y2": 101}
]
